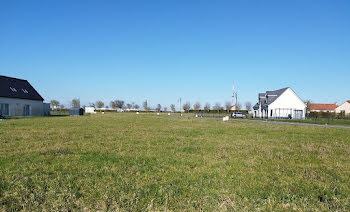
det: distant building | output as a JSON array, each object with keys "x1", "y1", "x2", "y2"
[
  {"x1": 70, "y1": 107, "x2": 84, "y2": 116},
  {"x1": 335, "y1": 101, "x2": 350, "y2": 115},
  {"x1": 85, "y1": 107, "x2": 96, "y2": 114},
  {"x1": 253, "y1": 87, "x2": 306, "y2": 119},
  {"x1": 0, "y1": 75, "x2": 49, "y2": 117},
  {"x1": 308, "y1": 103, "x2": 338, "y2": 113},
  {"x1": 229, "y1": 105, "x2": 239, "y2": 111},
  {"x1": 96, "y1": 107, "x2": 116, "y2": 111}
]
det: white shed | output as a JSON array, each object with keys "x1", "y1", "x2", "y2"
[{"x1": 85, "y1": 107, "x2": 96, "y2": 114}]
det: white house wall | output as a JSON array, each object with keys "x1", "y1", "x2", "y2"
[
  {"x1": 335, "y1": 102, "x2": 350, "y2": 114},
  {"x1": 85, "y1": 107, "x2": 96, "y2": 114},
  {"x1": 268, "y1": 88, "x2": 306, "y2": 119},
  {"x1": 0, "y1": 97, "x2": 44, "y2": 116}
]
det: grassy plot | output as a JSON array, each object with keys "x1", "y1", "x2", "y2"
[
  {"x1": 169, "y1": 112, "x2": 350, "y2": 126},
  {"x1": 0, "y1": 113, "x2": 350, "y2": 211}
]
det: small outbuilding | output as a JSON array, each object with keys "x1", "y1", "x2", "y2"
[
  {"x1": 85, "y1": 106, "x2": 96, "y2": 114},
  {"x1": 70, "y1": 107, "x2": 84, "y2": 116}
]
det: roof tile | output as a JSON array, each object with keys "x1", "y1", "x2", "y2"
[{"x1": 309, "y1": 104, "x2": 338, "y2": 111}]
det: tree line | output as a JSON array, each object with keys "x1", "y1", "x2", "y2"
[{"x1": 50, "y1": 99, "x2": 253, "y2": 112}]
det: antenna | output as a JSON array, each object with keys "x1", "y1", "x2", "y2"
[
  {"x1": 232, "y1": 81, "x2": 238, "y2": 105},
  {"x1": 232, "y1": 81, "x2": 235, "y2": 105},
  {"x1": 178, "y1": 97, "x2": 182, "y2": 114}
]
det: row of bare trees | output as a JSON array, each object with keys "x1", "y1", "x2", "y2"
[
  {"x1": 50, "y1": 99, "x2": 253, "y2": 112},
  {"x1": 179, "y1": 101, "x2": 252, "y2": 113},
  {"x1": 50, "y1": 98, "x2": 81, "y2": 109}
]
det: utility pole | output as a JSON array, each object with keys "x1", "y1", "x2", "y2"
[
  {"x1": 232, "y1": 81, "x2": 238, "y2": 109},
  {"x1": 235, "y1": 92, "x2": 238, "y2": 107},
  {"x1": 232, "y1": 81, "x2": 235, "y2": 106},
  {"x1": 179, "y1": 98, "x2": 182, "y2": 116}
]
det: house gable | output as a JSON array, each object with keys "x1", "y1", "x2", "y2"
[
  {"x1": 335, "y1": 101, "x2": 350, "y2": 113},
  {"x1": 268, "y1": 88, "x2": 306, "y2": 110}
]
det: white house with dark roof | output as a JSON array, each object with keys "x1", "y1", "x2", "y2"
[
  {"x1": 253, "y1": 87, "x2": 306, "y2": 119},
  {"x1": 0, "y1": 75, "x2": 49, "y2": 117}
]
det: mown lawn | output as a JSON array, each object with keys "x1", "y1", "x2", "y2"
[
  {"x1": 0, "y1": 113, "x2": 350, "y2": 211},
  {"x1": 171, "y1": 112, "x2": 350, "y2": 126}
]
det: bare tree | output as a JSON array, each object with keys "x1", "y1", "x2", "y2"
[
  {"x1": 110, "y1": 100, "x2": 124, "y2": 109},
  {"x1": 143, "y1": 101, "x2": 148, "y2": 111},
  {"x1": 204, "y1": 103, "x2": 211, "y2": 112},
  {"x1": 71, "y1": 98, "x2": 80, "y2": 108},
  {"x1": 164, "y1": 107, "x2": 167, "y2": 111},
  {"x1": 193, "y1": 102, "x2": 201, "y2": 112},
  {"x1": 50, "y1": 100, "x2": 60, "y2": 110},
  {"x1": 156, "y1": 104, "x2": 162, "y2": 112},
  {"x1": 225, "y1": 101, "x2": 231, "y2": 112},
  {"x1": 110, "y1": 101, "x2": 116, "y2": 109},
  {"x1": 115, "y1": 100, "x2": 125, "y2": 109},
  {"x1": 213, "y1": 102, "x2": 221, "y2": 113},
  {"x1": 96, "y1": 100, "x2": 104, "y2": 109},
  {"x1": 134, "y1": 104, "x2": 140, "y2": 110},
  {"x1": 236, "y1": 102, "x2": 242, "y2": 110},
  {"x1": 245, "y1": 101, "x2": 252, "y2": 111},
  {"x1": 183, "y1": 102, "x2": 191, "y2": 113},
  {"x1": 127, "y1": 103, "x2": 132, "y2": 110},
  {"x1": 170, "y1": 104, "x2": 176, "y2": 112},
  {"x1": 305, "y1": 100, "x2": 312, "y2": 113}
]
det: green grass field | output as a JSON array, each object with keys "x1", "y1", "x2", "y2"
[
  {"x1": 173, "y1": 112, "x2": 350, "y2": 126},
  {"x1": 1, "y1": 113, "x2": 350, "y2": 211}
]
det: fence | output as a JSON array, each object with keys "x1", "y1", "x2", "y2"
[{"x1": 305, "y1": 112, "x2": 350, "y2": 125}]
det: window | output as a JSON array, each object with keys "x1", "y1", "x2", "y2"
[
  {"x1": 270, "y1": 110, "x2": 273, "y2": 117},
  {"x1": 9, "y1": 87, "x2": 17, "y2": 92},
  {"x1": 23, "y1": 105, "x2": 31, "y2": 116},
  {"x1": 0, "y1": 104, "x2": 9, "y2": 116},
  {"x1": 22, "y1": 89, "x2": 29, "y2": 93}
]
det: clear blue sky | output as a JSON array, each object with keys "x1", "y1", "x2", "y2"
[{"x1": 1, "y1": 0, "x2": 349, "y2": 109}]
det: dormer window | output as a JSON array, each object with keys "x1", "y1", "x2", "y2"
[
  {"x1": 10, "y1": 87, "x2": 17, "y2": 92},
  {"x1": 22, "y1": 89, "x2": 29, "y2": 93}
]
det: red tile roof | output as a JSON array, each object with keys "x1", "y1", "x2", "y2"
[{"x1": 309, "y1": 103, "x2": 338, "y2": 111}]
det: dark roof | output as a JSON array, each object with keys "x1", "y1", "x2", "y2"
[
  {"x1": 259, "y1": 93, "x2": 266, "y2": 98},
  {"x1": 265, "y1": 87, "x2": 289, "y2": 105},
  {"x1": 253, "y1": 103, "x2": 259, "y2": 110},
  {"x1": 255, "y1": 87, "x2": 289, "y2": 109},
  {"x1": 70, "y1": 107, "x2": 83, "y2": 110},
  {"x1": 0, "y1": 75, "x2": 44, "y2": 101}
]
